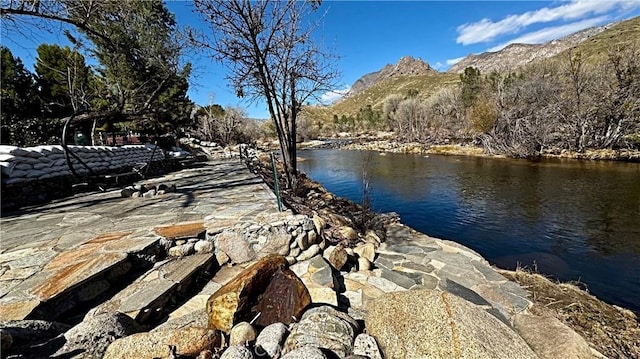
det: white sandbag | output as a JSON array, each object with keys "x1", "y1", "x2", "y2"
[
  {"x1": 0, "y1": 145, "x2": 18, "y2": 154},
  {"x1": 0, "y1": 154, "x2": 16, "y2": 162}
]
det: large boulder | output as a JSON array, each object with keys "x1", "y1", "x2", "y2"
[
  {"x1": 514, "y1": 313, "x2": 593, "y2": 359},
  {"x1": 283, "y1": 306, "x2": 359, "y2": 358},
  {"x1": 0, "y1": 320, "x2": 71, "y2": 357},
  {"x1": 103, "y1": 327, "x2": 220, "y2": 359},
  {"x1": 365, "y1": 289, "x2": 538, "y2": 359},
  {"x1": 206, "y1": 255, "x2": 311, "y2": 333},
  {"x1": 56, "y1": 312, "x2": 143, "y2": 358}
]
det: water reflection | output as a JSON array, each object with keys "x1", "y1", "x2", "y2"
[{"x1": 298, "y1": 149, "x2": 640, "y2": 311}]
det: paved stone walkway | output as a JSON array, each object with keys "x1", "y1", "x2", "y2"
[{"x1": 0, "y1": 158, "x2": 286, "y2": 321}]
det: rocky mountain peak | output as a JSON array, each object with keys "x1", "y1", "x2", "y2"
[
  {"x1": 348, "y1": 56, "x2": 435, "y2": 96},
  {"x1": 447, "y1": 22, "x2": 617, "y2": 74}
]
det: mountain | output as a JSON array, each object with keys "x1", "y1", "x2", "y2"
[
  {"x1": 307, "y1": 17, "x2": 639, "y2": 125},
  {"x1": 447, "y1": 21, "x2": 621, "y2": 74},
  {"x1": 348, "y1": 56, "x2": 436, "y2": 96}
]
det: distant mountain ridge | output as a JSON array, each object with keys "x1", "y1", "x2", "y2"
[
  {"x1": 348, "y1": 56, "x2": 435, "y2": 96},
  {"x1": 447, "y1": 22, "x2": 619, "y2": 74},
  {"x1": 307, "y1": 16, "x2": 639, "y2": 125}
]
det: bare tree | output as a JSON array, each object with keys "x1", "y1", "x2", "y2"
[
  {"x1": 563, "y1": 51, "x2": 595, "y2": 151},
  {"x1": 395, "y1": 98, "x2": 428, "y2": 141},
  {"x1": 597, "y1": 45, "x2": 640, "y2": 148},
  {"x1": 192, "y1": 0, "x2": 338, "y2": 189}
]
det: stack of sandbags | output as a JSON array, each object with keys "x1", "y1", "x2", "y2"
[{"x1": 0, "y1": 145, "x2": 165, "y2": 185}]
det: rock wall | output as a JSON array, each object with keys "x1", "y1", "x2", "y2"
[{"x1": 0, "y1": 145, "x2": 167, "y2": 210}]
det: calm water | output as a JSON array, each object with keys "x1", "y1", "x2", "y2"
[{"x1": 298, "y1": 149, "x2": 640, "y2": 311}]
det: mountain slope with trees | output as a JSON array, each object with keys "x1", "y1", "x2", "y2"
[{"x1": 308, "y1": 16, "x2": 639, "y2": 159}]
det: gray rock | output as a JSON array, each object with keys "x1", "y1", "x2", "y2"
[
  {"x1": 0, "y1": 320, "x2": 70, "y2": 348},
  {"x1": 121, "y1": 188, "x2": 135, "y2": 197},
  {"x1": 295, "y1": 232, "x2": 309, "y2": 250},
  {"x1": 514, "y1": 313, "x2": 593, "y2": 359},
  {"x1": 309, "y1": 256, "x2": 335, "y2": 287},
  {"x1": 194, "y1": 240, "x2": 214, "y2": 254},
  {"x1": 386, "y1": 244, "x2": 424, "y2": 254},
  {"x1": 307, "y1": 230, "x2": 318, "y2": 246},
  {"x1": 229, "y1": 322, "x2": 257, "y2": 346},
  {"x1": 401, "y1": 261, "x2": 435, "y2": 274},
  {"x1": 284, "y1": 306, "x2": 358, "y2": 358},
  {"x1": 56, "y1": 312, "x2": 143, "y2": 358},
  {"x1": 289, "y1": 247, "x2": 301, "y2": 258},
  {"x1": 302, "y1": 218, "x2": 315, "y2": 232},
  {"x1": 215, "y1": 230, "x2": 256, "y2": 264},
  {"x1": 365, "y1": 289, "x2": 538, "y2": 359},
  {"x1": 220, "y1": 345, "x2": 254, "y2": 359},
  {"x1": 421, "y1": 274, "x2": 439, "y2": 289},
  {"x1": 281, "y1": 346, "x2": 327, "y2": 359},
  {"x1": 472, "y1": 261, "x2": 507, "y2": 282},
  {"x1": 353, "y1": 333, "x2": 383, "y2": 359},
  {"x1": 379, "y1": 268, "x2": 418, "y2": 289},
  {"x1": 255, "y1": 322, "x2": 288, "y2": 358},
  {"x1": 297, "y1": 244, "x2": 320, "y2": 262},
  {"x1": 168, "y1": 243, "x2": 195, "y2": 257},
  {"x1": 442, "y1": 278, "x2": 491, "y2": 306}
]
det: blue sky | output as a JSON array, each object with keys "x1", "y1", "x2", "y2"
[{"x1": 2, "y1": 1, "x2": 639, "y2": 119}]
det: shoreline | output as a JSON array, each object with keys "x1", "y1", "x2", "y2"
[
  {"x1": 252, "y1": 147, "x2": 639, "y2": 358},
  {"x1": 296, "y1": 137, "x2": 640, "y2": 162}
]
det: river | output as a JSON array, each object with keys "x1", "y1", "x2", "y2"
[{"x1": 297, "y1": 149, "x2": 640, "y2": 312}]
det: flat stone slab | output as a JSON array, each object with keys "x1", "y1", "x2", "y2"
[
  {"x1": 367, "y1": 223, "x2": 533, "y2": 318},
  {"x1": 91, "y1": 253, "x2": 215, "y2": 324},
  {"x1": 0, "y1": 231, "x2": 159, "y2": 320}
]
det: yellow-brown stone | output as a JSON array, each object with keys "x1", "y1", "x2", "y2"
[
  {"x1": 103, "y1": 327, "x2": 220, "y2": 359},
  {"x1": 0, "y1": 299, "x2": 40, "y2": 321},
  {"x1": 206, "y1": 255, "x2": 311, "y2": 333},
  {"x1": 85, "y1": 231, "x2": 133, "y2": 244},
  {"x1": 154, "y1": 222, "x2": 205, "y2": 240},
  {"x1": 33, "y1": 252, "x2": 127, "y2": 300}
]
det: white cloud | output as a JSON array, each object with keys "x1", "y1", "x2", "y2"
[
  {"x1": 487, "y1": 16, "x2": 609, "y2": 52},
  {"x1": 446, "y1": 57, "x2": 465, "y2": 66},
  {"x1": 456, "y1": 0, "x2": 638, "y2": 45},
  {"x1": 433, "y1": 61, "x2": 445, "y2": 70},
  {"x1": 320, "y1": 86, "x2": 350, "y2": 104}
]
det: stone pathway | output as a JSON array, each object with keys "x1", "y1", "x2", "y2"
[{"x1": 0, "y1": 159, "x2": 286, "y2": 322}]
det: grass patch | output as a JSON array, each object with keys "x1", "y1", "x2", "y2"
[{"x1": 500, "y1": 268, "x2": 640, "y2": 359}]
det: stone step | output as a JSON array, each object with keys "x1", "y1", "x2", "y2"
[
  {"x1": 0, "y1": 231, "x2": 162, "y2": 322},
  {"x1": 156, "y1": 264, "x2": 247, "y2": 331},
  {"x1": 90, "y1": 253, "x2": 217, "y2": 326}
]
